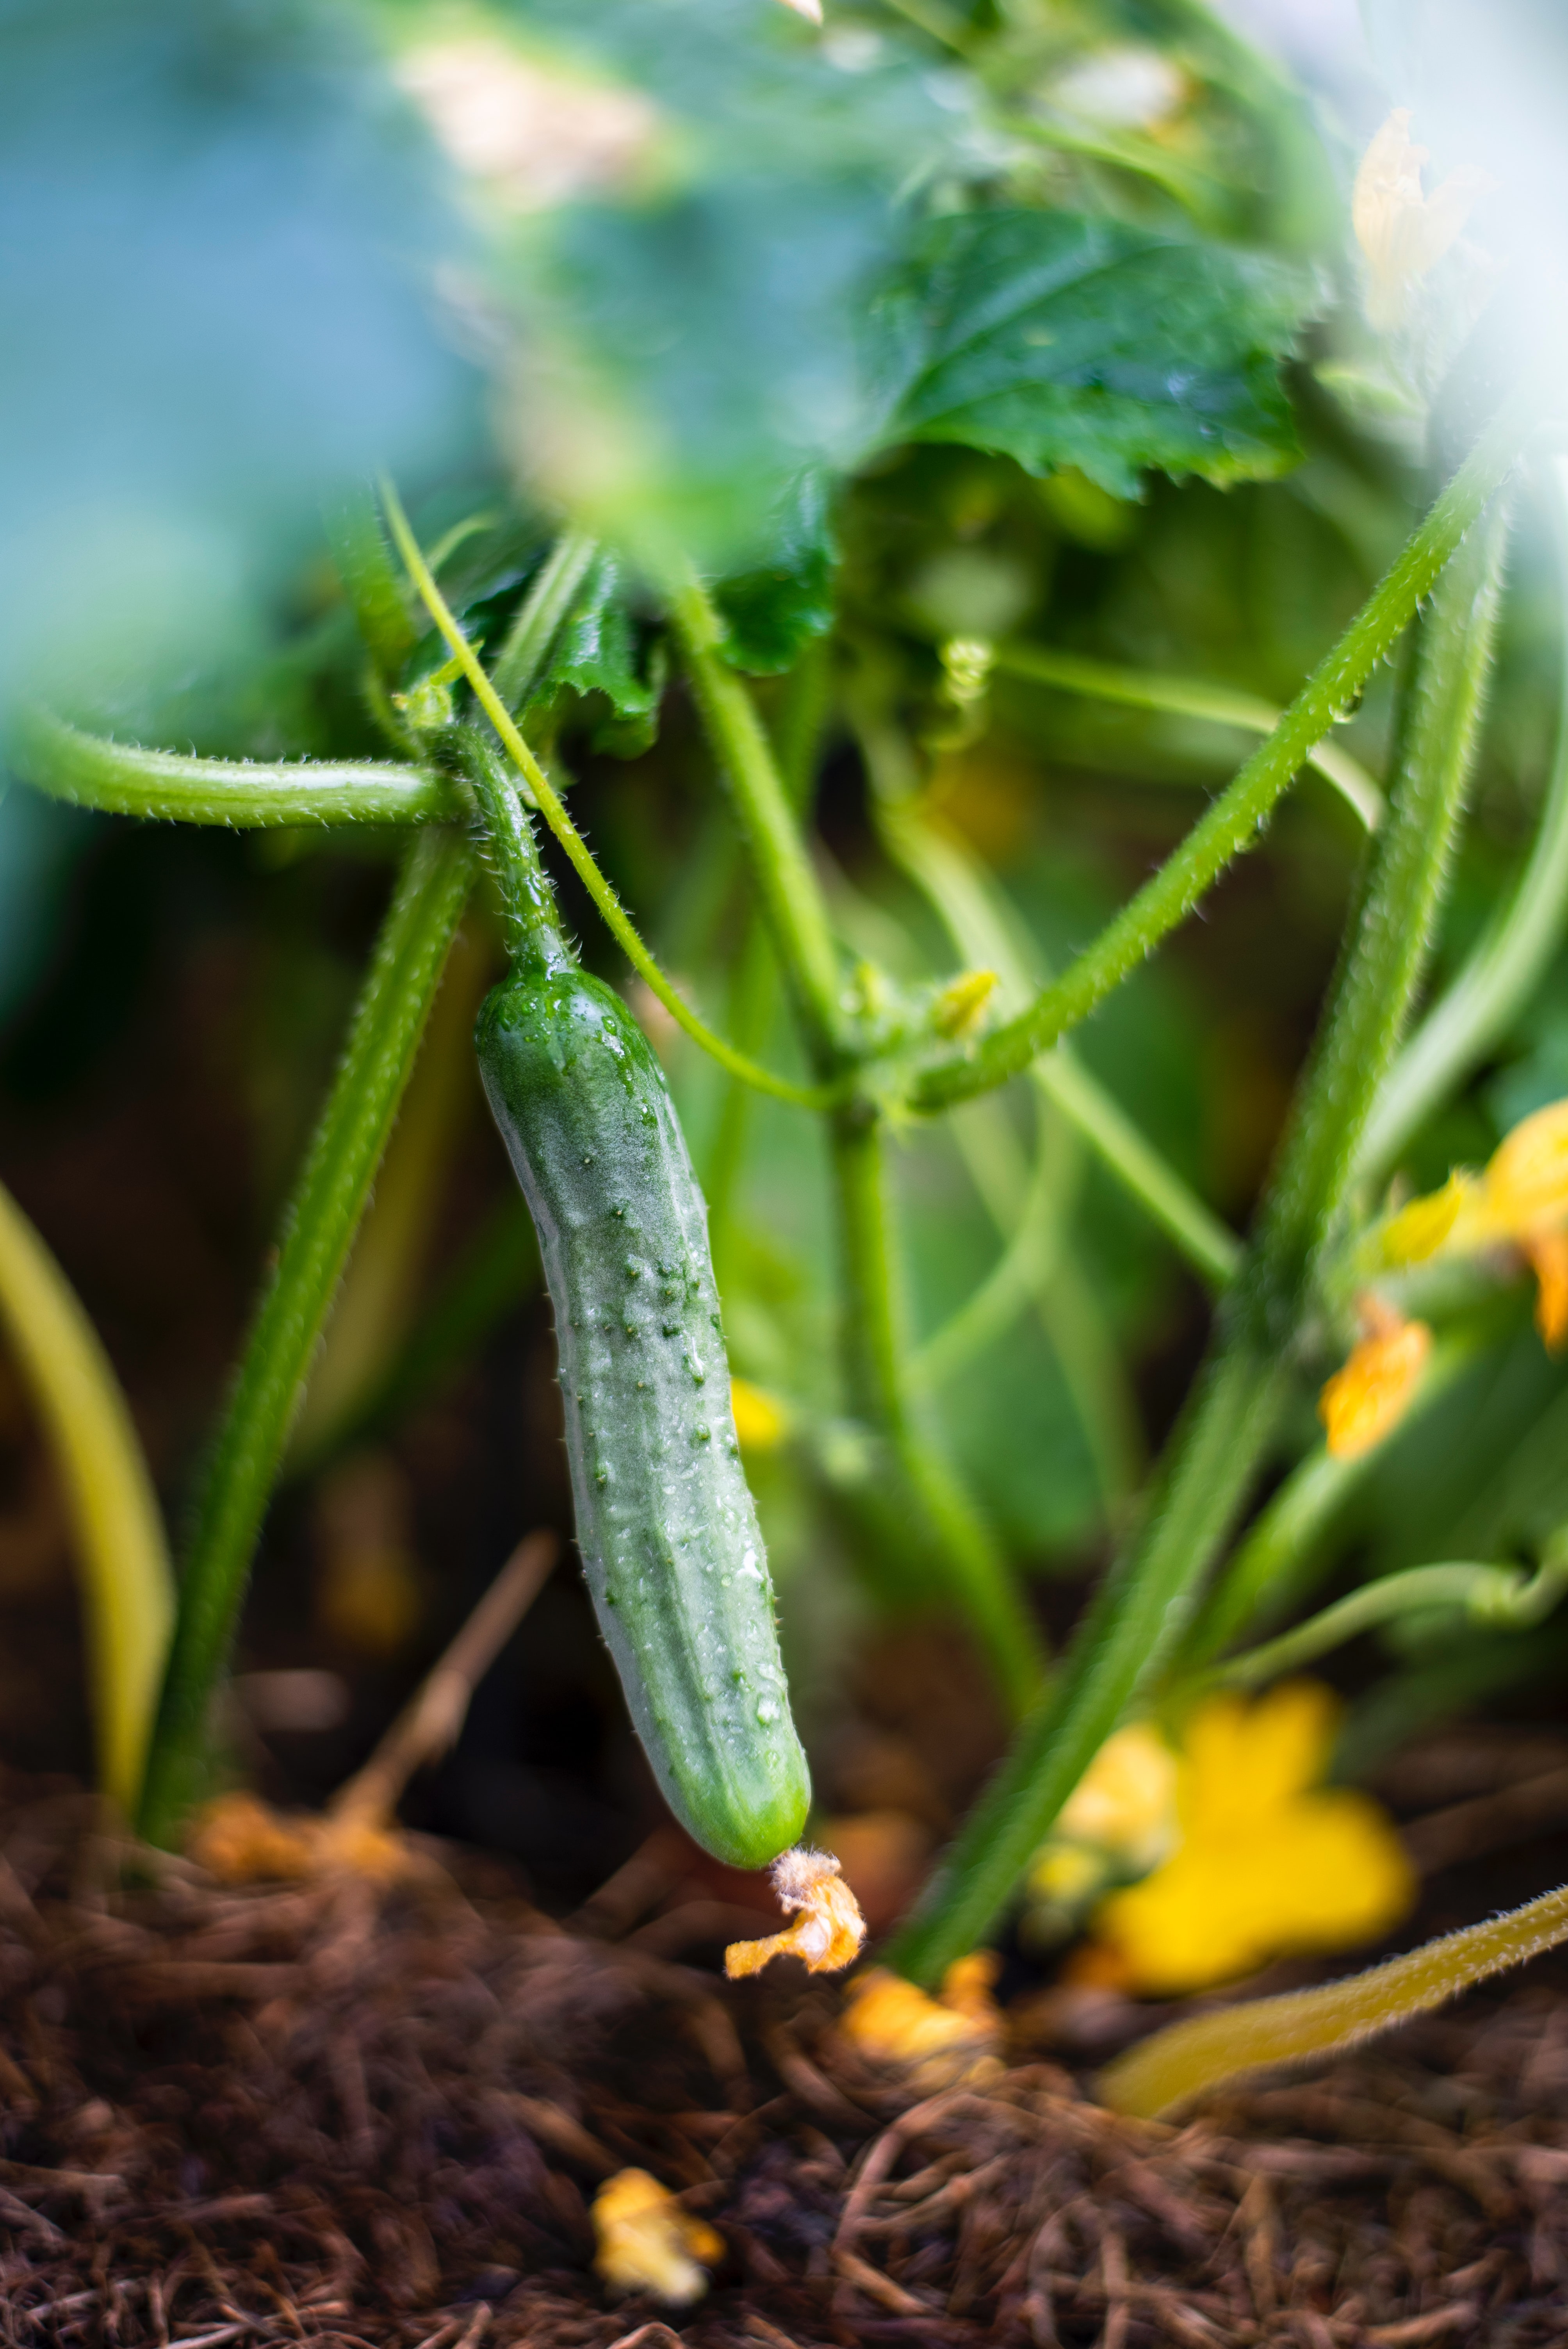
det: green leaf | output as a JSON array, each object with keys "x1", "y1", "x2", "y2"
[
  {"x1": 713, "y1": 473, "x2": 837, "y2": 677},
  {"x1": 534, "y1": 553, "x2": 666, "y2": 758},
  {"x1": 869, "y1": 210, "x2": 1312, "y2": 496}
]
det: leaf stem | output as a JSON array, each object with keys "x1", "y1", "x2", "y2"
[
  {"x1": 991, "y1": 641, "x2": 1382, "y2": 831},
  {"x1": 490, "y1": 528, "x2": 600, "y2": 712},
  {"x1": 379, "y1": 481, "x2": 838, "y2": 1112},
  {"x1": 875, "y1": 788, "x2": 1239, "y2": 1287},
  {"x1": 1360, "y1": 454, "x2": 1568, "y2": 1180},
  {"x1": 1213, "y1": 1552, "x2": 1568, "y2": 1692},
  {"x1": 8, "y1": 707, "x2": 456, "y2": 828},
  {"x1": 832, "y1": 1108, "x2": 1046, "y2": 1716},
  {"x1": 668, "y1": 575, "x2": 844, "y2": 1065},
  {"x1": 136, "y1": 825, "x2": 476, "y2": 1845},
  {"x1": 1099, "y1": 1876, "x2": 1568, "y2": 2119},
  {"x1": 911, "y1": 396, "x2": 1531, "y2": 1112},
  {"x1": 0, "y1": 1180, "x2": 175, "y2": 1817}
]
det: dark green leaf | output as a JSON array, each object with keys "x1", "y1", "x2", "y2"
[
  {"x1": 713, "y1": 473, "x2": 837, "y2": 676},
  {"x1": 869, "y1": 210, "x2": 1312, "y2": 496},
  {"x1": 534, "y1": 553, "x2": 665, "y2": 758}
]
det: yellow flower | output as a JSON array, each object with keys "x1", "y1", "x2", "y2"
[
  {"x1": 841, "y1": 1953, "x2": 1002, "y2": 2088},
  {"x1": 730, "y1": 1377, "x2": 789, "y2": 1454},
  {"x1": 724, "y1": 1846, "x2": 867, "y2": 1979},
  {"x1": 1375, "y1": 1099, "x2": 1568, "y2": 1349},
  {"x1": 1352, "y1": 109, "x2": 1490, "y2": 331},
  {"x1": 1483, "y1": 1099, "x2": 1568, "y2": 1238},
  {"x1": 1318, "y1": 1297, "x2": 1432, "y2": 1460},
  {"x1": 591, "y1": 2169, "x2": 724, "y2": 2306},
  {"x1": 1084, "y1": 1682, "x2": 1415, "y2": 1996},
  {"x1": 1379, "y1": 1169, "x2": 1479, "y2": 1265}
]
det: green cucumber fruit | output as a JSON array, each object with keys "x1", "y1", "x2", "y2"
[{"x1": 476, "y1": 946, "x2": 811, "y2": 1870}]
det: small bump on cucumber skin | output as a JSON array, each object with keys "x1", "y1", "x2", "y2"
[{"x1": 476, "y1": 966, "x2": 811, "y2": 1870}]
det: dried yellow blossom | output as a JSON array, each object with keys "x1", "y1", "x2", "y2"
[
  {"x1": 932, "y1": 970, "x2": 1000, "y2": 1040},
  {"x1": 1318, "y1": 1297, "x2": 1432, "y2": 1460},
  {"x1": 730, "y1": 1378, "x2": 789, "y2": 1454},
  {"x1": 724, "y1": 1846, "x2": 867, "y2": 1979},
  {"x1": 591, "y1": 2168, "x2": 724, "y2": 2306},
  {"x1": 189, "y1": 1791, "x2": 421, "y2": 1887},
  {"x1": 1085, "y1": 1681, "x2": 1415, "y2": 1996},
  {"x1": 1352, "y1": 109, "x2": 1490, "y2": 331},
  {"x1": 841, "y1": 1953, "x2": 1002, "y2": 2087}
]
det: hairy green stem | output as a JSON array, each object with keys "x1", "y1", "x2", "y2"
[
  {"x1": 891, "y1": 1342, "x2": 1286, "y2": 1978},
  {"x1": 1360, "y1": 456, "x2": 1568, "y2": 1180},
  {"x1": 877, "y1": 791, "x2": 1240, "y2": 1286},
  {"x1": 1179, "y1": 1328, "x2": 1483, "y2": 1670},
  {"x1": 911, "y1": 399, "x2": 1530, "y2": 1113},
  {"x1": 1212, "y1": 1552, "x2": 1568, "y2": 1691},
  {"x1": 833, "y1": 1110, "x2": 1046, "y2": 1716},
  {"x1": 1238, "y1": 497, "x2": 1510, "y2": 1337},
  {"x1": 8, "y1": 707, "x2": 455, "y2": 829},
  {"x1": 991, "y1": 642, "x2": 1383, "y2": 831},
  {"x1": 887, "y1": 487, "x2": 1515, "y2": 1984},
  {"x1": 670, "y1": 577, "x2": 844, "y2": 1064},
  {"x1": 1100, "y1": 1877, "x2": 1568, "y2": 2119},
  {"x1": 380, "y1": 482, "x2": 837, "y2": 1112},
  {"x1": 137, "y1": 826, "x2": 476, "y2": 1844}
]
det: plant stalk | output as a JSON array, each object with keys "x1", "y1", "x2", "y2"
[
  {"x1": 887, "y1": 488, "x2": 1514, "y2": 1984},
  {"x1": 137, "y1": 825, "x2": 476, "y2": 1844},
  {"x1": 832, "y1": 1107, "x2": 1047, "y2": 1717}
]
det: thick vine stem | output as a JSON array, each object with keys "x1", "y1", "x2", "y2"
[
  {"x1": 379, "y1": 481, "x2": 839, "y2": 1112},
  {"x1": 137, "y1": 827, "x2": 476, "y2": 1845},
  {"x1": 832, "y1": 1109, "x2": 1046, "y2": 1717},
  {"x1": 0, "y1": 1181, "x2": 175, "y2": 1818},
  {"x1": 1360, "y1": 453, "x2": 1568, "y2": 1182},
  {"x1": 8, "y1": 706, "x2": 457, "y2": 829},
  {"x1": 887, "y1": 486, "x2": 1516, "y2": 1986},
  {"x1": 668, "y1": 576, "x2": 844, "y2": 1066},
  {"x1": 1238, "y1": 494, "x2": 1511, "y2": 1338},
  {"x1": 911, "y1": 395, "x2": 1532, "y2": 1114}
]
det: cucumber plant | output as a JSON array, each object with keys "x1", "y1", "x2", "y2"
[{"x1": 7, "y1": 0, "x2": 1568, "y2": 2067}]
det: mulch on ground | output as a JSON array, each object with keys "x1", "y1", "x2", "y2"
[{"x1": 2, "y1": 1792, "x2": 1568, "y2": 2348}]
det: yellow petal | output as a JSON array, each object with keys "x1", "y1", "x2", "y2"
[
  {"x1": 1485, "y1": 1098, "x2": 1568, "y2": 1237},
  {"x1": 725, "y1": 1846, "x2": 867, "y2": 1979},
  {"x1": 730, "y1": 1377, "x2": 789, "y2": 1453},
  {"x1": 1057, "y1": 1721, "x2": 1179, "y2": 1868},
  {"x1": 841, "y1": 1960, "x2": 1001, "y2": 2086},
  {"x1": 1318, "y1": 1303, "x2": 1431, "y2": 1460},
  {"x1": 591, "y1": 2169, "x2": 722, "y2": 2306},
  {"x1": 1525, "y1": 1227, "x2": 1568, "y2": 1351},
  {"x1": 1182, "y1": 1681, "x2": 1340, "y2": 1830},
  {"x1": 1092, "y1": 1786, "x2": 1414, "y2": 1996},
  {"x1": 1379, "y1": 1169, "x2": 1477, "y2": 1264}
]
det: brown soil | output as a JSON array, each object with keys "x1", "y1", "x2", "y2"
[{"x1": 4, "y1": 1795, "x2": 1568, "y2": 2349}]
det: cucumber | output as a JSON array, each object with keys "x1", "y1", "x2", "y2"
[{"x1": 471, "y1": 757, "x2": 810, "y2": 1868}]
